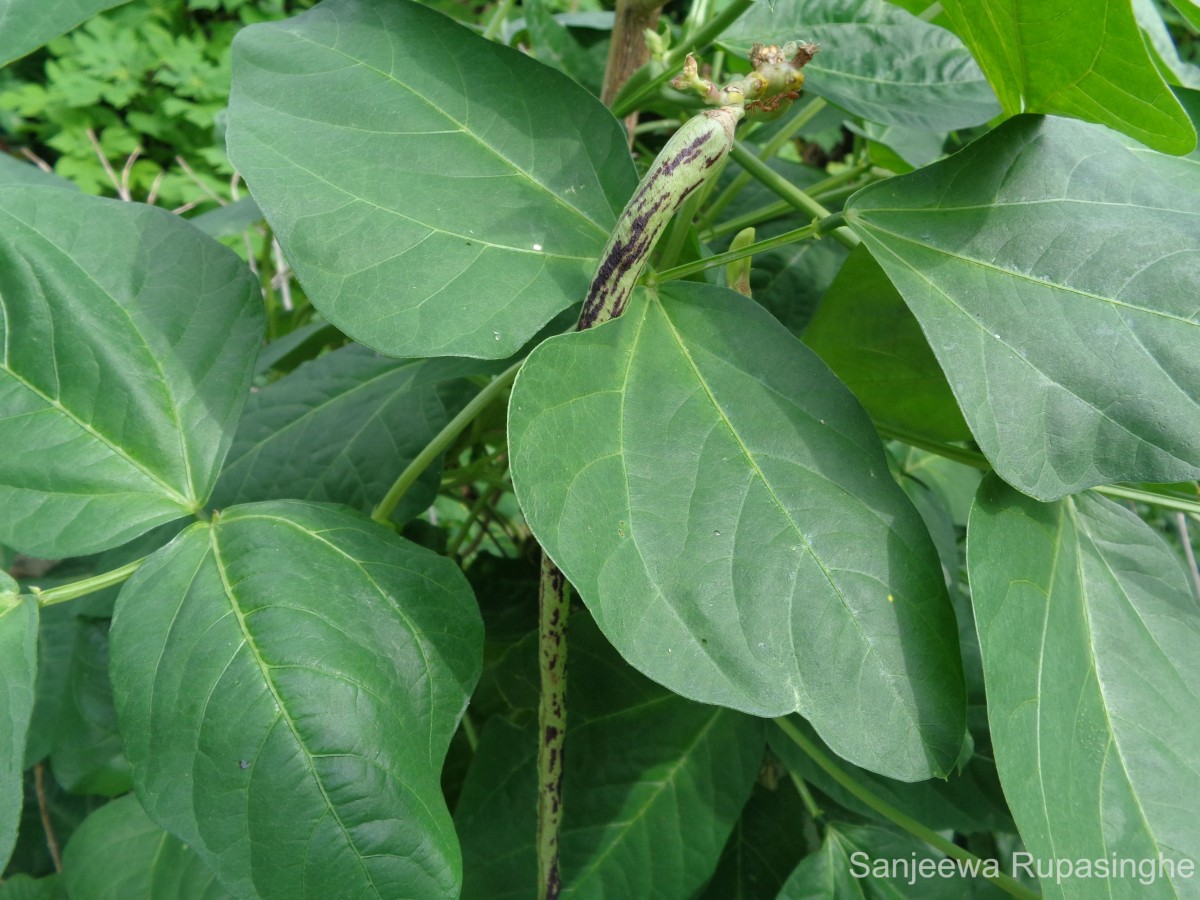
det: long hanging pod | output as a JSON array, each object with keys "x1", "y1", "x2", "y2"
[{"x1": 577, "y1": 104, "x2": 743, "y2": 328}]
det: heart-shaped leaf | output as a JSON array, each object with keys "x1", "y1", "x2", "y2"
[
  {"x1": 968, "y1": 477, "x2": 1200, "y2": 897},
  {"x1": 720, "y1": 0, "x2": 999, "y2": 131},
  {"x1": 0, "y1": 187, "x2": 263, "y2": 557},
  {"x1": 509, "y1": 282, "x2": 965, "y2": 780},
  {"x1": 941, "y1": 0, "x2": 1195, "y2": 154},
  {"x1": 110, "y1": 500, "x2": 483, "y2": 900},
  {"x1": 227, "y1": 0, "x2": 637, "y2": 359},
  {"x1": 846, "y1": 115, "x2": 1200, "y2": 500}
]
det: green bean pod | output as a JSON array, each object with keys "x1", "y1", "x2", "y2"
[{"x1": 577, "y1": 104, "x2": 743, "y2": 330}]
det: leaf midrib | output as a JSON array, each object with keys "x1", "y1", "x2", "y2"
[
  {"x1": 653, "y1": 297, "x2": 920, "y2": 734},
  {"x1": 0, "y1": 204, "x2": 198, "y2": 507},
  {"x1": 274, "y1": 22, "x2": 614, "y2": 240}
]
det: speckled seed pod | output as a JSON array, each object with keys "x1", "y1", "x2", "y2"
[{"x1": 577, "y1": 104, "x2": 743, "y2": 330}]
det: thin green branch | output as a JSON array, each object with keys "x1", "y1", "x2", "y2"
[
  {"x1": 27, "y1": 556, "x2": 146, "y2": 607},
  {"x1": 773, "y1": 718, "x2": 1041, "y2": 900},
  {"x1": 651, "y1": 213, "x2": 843, "y2": 283},
  {"x1": 371, "y1": 361, "x2": 522, "y2": 524},
  {"x1": 728, "y1": 142, "x2": 861, "y2": 251},
  {"x1": 787, "y1": 769, "x2": 824, "y2": 820},
  {"x1": 703, "y1": 160, "x2": 872, "y2": 240},
  {"x1": 1092, "y1": 484, "x2": 1200, "y2": 516},
  {"x1": 699, "y1": 97, "x2": 829, "y2": 229},
  {"x1": 482, "y1": 0, "x2": 516, "y2": 41},
  {"x1": 611, "y1": 0, "x2": 755, "y2": 118},
  {"x1": 876, "y1": 423, "x2": 1200, "y2": 515}
]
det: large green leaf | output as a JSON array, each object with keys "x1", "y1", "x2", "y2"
[
  {"x1": 804, "y1": 244, "x2": 970, "y2": 443},
  {"x1": 454, "y1": 615, "x2": 764, "y2": 899},
  {"x1": 846, "y1": 115, "x2": 1200, "y2": 500},
  {"x1": 109, "y1": 500, "x2": 482, "y2": 900},
  {"x1": 967, "y1": 477, "x2": 1200, "y2": 899},
  {"x1": 61, "y1": 794, "x2": 230, "y2": 900},
  {"x1": 0, "y1": 575, "x2": 37, "y2": 871},
  {"x1": 720, "y1": 0, "x2": 999, "y2": 131},
  {"x1": 0, "y1": 187, "x2": 263, "y2": 557},
  {"x1": 0, "y1": 0, "x2": 131, "y2": 66},
  {"x1": 941, "y1": 0, "x2": 1195, "y2": 154},
  {"x1": 509, "y1": 282, "x2": 965, "y2": 780},
  {"x1": 212, "y1": 346, "x2": 482, "y2": 520},
  {"x1": 227, "y1": 0, "x2": 636, "y2": 359}
]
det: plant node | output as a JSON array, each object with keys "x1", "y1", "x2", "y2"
[{"x1": 671, "y1": 40, "x2": 819, "y2": 118}]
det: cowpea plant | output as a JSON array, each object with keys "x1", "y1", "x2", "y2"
[{"x1": 1, "y1": 0, "x2": 1199, "y2": 897}]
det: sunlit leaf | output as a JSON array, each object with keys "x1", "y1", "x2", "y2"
[{"x1": 941, "y1": 0, "x2": 1195, "y2": 154}]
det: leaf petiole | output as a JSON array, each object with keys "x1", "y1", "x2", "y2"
[
  {"x1": 650, "y1": 212, "x2": 843, "y2": 283},
  {"x1": 371, "y1": 360, "x2": 522, "y2": 525},
  {"x1": 26, "y1": 556, "x2": 147, "y2": 608},
  {"x1": 773, "y1": 717, "x2": 1041, "y2": 900}
]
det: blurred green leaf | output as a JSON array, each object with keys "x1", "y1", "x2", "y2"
[
  {"x1": 61, "y1": 794, "x2": 230, "y2": 900},
  {"x1": 0, "y1": 584, "x2": 37, "y2": 871}
]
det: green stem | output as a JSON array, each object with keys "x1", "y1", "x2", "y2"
[
  {"x1": 651, "y1": 213, "x2": 843, "y2": 283},
  {"x1": 877, "y1": 423, "x2": 1200, "y2": 515},
  {"x1": 28, "y1": 557, "x2": 146, "y2": 607},
  {"x1": 703, "y1": 161, "x2": 872, "y2": 240},
  {"x1": 773, "y1": 718, "x2": 1040, "y2": 900},
  {"x1": 482, "y1": 0, "x2": 516, "y2": 41},
  {"x1": 446, "y1": 487, "x2": 500, "y2": 557},
  {"x1": 611, "y1": 0, "x2": 755, "y2": 118},
  {"x1": 699, "y1": 97, "x2": 828, "y2": 229},
  {"x1": 728, "y1": 142, "x2": 860, "y2": 250},
  {"x1": 371, "y1": 361, "x2": 521, "y2": 524},
  {"x1": 875, "y1": 423, "x2": 989, "y2": 470},
  {"x1": 1091, "y1": 483, "x2": 1200, "y2": 516},
  {"x1": 537, "y1": 553, "x2": 571, "y2": 900},
  {"x1": 788, "y1": 769, "x2": 823, "y2": 820}
]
